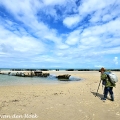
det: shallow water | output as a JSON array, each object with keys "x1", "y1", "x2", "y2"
[{"x1": 0, "y1": 74, "x2": 81, "y2": 86}]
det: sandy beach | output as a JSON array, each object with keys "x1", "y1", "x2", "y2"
[{"x1": 0, "y1": 71, "x2": 120, "y2": 120}]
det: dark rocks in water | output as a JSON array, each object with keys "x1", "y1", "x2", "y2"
[
  {"x1": 34, "y1": 71, "x2": 50, "y2": 77},
  {"x1": 56, "y1": 74, "x2": 71, "y2": 81},
  {"x1": 34, "y1": 71, "x2": 42, "y2": 76},
  {"x1": 22, "y1": 72, "x2": 35, "y2": 77},
  {"x1": 32, "y1": 72, "x2": 50, "y2": 77},
  {"x1": 7, "y1": 71, "x2": 49, "y2": 77},
  {"x1": 40, "y1": 73, "x2": 50, "y2": 77}
]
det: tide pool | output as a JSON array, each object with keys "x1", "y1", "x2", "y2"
[{"x1": 0, "y1": 74, "x2": 81, "y2": 86}]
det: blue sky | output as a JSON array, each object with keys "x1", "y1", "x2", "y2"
[{"x1": 0, "y1": 0, "x2": 120, "y2": 69}]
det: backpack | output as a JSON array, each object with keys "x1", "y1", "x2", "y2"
[{"x1": 104, "y1": 72, "x2": 118, "y2": 84}]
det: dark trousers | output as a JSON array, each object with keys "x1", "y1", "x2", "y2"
[{"x1": 104, "y1": 87, "x2": 113, "y2": 98}]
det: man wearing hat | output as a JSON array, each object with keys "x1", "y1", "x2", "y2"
[{"x1": 100, "y1": 67, "x2": 116, "y2": 101}]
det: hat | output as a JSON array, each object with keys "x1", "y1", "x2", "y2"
[{"x1": 99, "y1": 67, "x2": 105, "y2": 72}]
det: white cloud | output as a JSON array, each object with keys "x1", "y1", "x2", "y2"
[
  {"x1": 0, "y1": 0, "x2": 120, "y2": 68},
  {"x1": 0, "y1": 0, "x2": 40, "y2": 20},
  {"x1": 0, "y1": 0, "x2": 70, "y2": 49},
  {"x1": 43, "y1": 0, "x2": 66, "y2": 6},
  {"x1": 81, "y1": 17, "x2": 120, "y2": 48},
  {"x1": 78, "y1": 0, "x2": 105, "y2": 18},
  {"x1": 80, "y1": 37, "x2": 101, "y2": 46},
  {"x1": 63, "y1": 15, "x2": 81, "y2": 28},
  {"x1": 102, "y1": 14, "x2": 113, "y2": 22},
  {"x1": 79, "y1": 0, "x2": 119, "y2": 24},
  {"x1": 65, "y1": 29, "x2": 81, "y2": 45},
  {"x1": 79, "y1": 0, "x2": 116, "y2": 15},
  {"x1": 0, "y1": 24, "x2": 45, "y2": 55},
  {"x1": 113, "y1": 57, "x2": 118, "y2": 64}
]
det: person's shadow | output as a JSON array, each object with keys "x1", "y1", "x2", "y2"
[
  {"x1": 91, "y1": 91, "x2": 113, "y2": 101},
  {"x1": 91, "y1": 92, "x2": 104, "y2": 99}
]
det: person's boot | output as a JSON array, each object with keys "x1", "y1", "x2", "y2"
[
  {"x1": 101, "y1": 98, "x2": 106, "y2": 100},
  {"x1": 111, "y1": 94, "x2": 114, "y2": 101},
  {"x1": 101, "y1": 94, "x2": 107, "y2": 101}
]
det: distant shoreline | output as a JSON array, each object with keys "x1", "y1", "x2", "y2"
[{"x1": 0, "y1": 68, "x2": 120, "y2": 71}]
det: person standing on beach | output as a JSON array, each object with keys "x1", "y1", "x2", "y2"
[{"x1": 100, "y1": 67, "x2": 116, "y2": 101}]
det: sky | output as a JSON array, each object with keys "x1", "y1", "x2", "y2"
[{"x1": 0, "y1": 0, "x2": 120, "y2": 69}]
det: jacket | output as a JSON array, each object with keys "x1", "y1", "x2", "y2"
[{"x1": 101, "y1": 72, "x2": 116, "y2": 87}]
